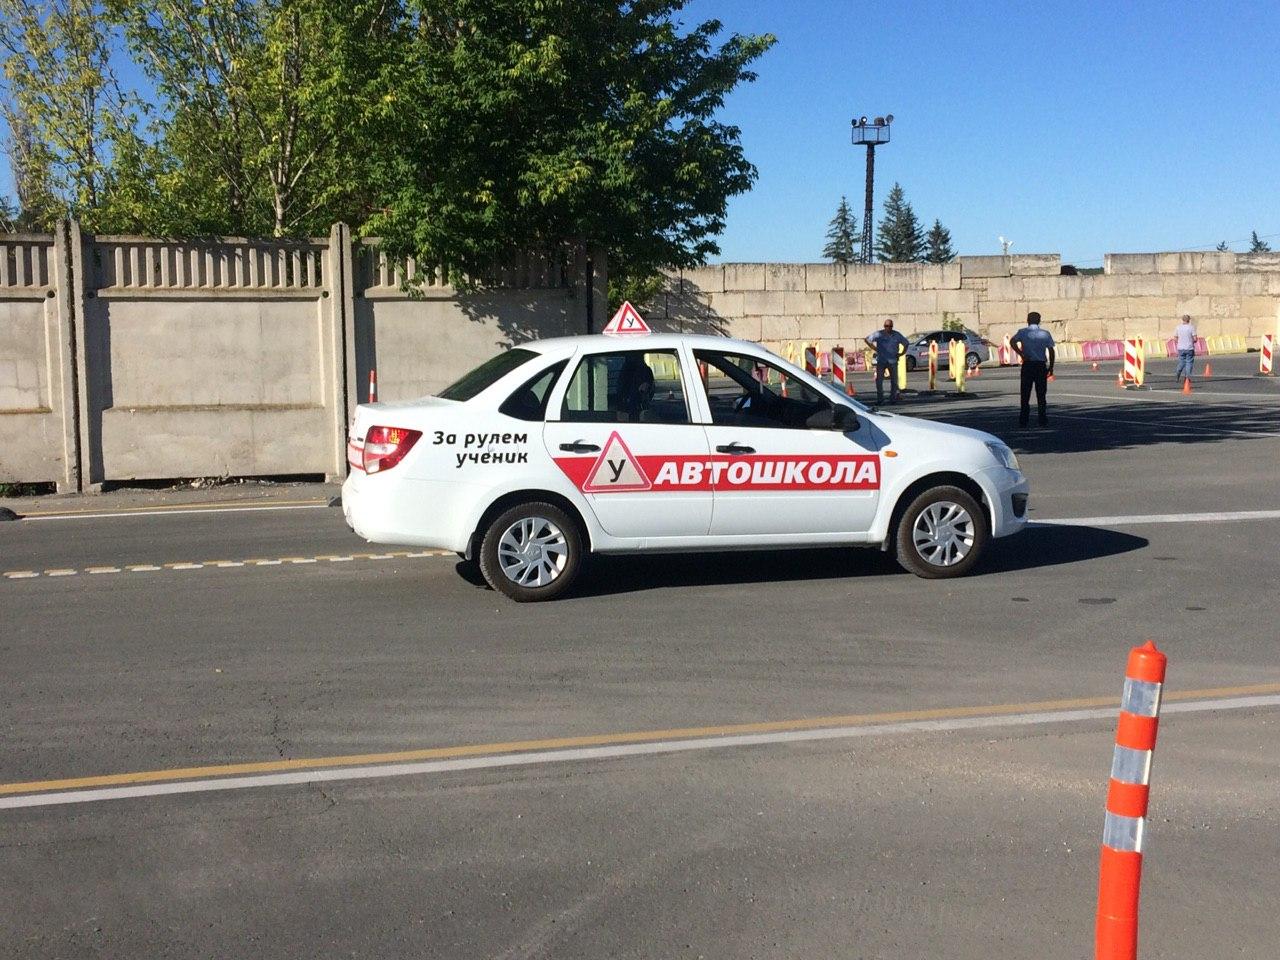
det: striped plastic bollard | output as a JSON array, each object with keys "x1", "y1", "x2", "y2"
[
  {"x1": 832, "y1": 346, "x2": 847, "y2": 393},
  {"x1": 1260, "y1": 334, "x2": 1274, "y2": 376},
  {"x1": 804, "y1": 345, "x2": 818, "y2": 377},
  {"x1": 1096, "y1": 640, "x2": 1167, "y2": 960},
  {"x1": 928, "y1": 341, "x2": 938, "y2": 391},
  {"x1": 368, "y1": 369, "x2": 378, "y2": 403},
  {"x1": 1122, "y1": 339, "x2": 1143, "y2": 387}
]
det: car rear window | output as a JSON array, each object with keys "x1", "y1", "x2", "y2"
[{"x1": 437, "y1": 349, "x2": 539, "y2": 402}]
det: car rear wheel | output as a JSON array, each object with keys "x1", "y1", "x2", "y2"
[
  {"x1": 894, "y1": 485, "x2": 988, "y2": 578},
  {"x1": 479, "y1": 501, "x2": 583, "y2": 601},
  {"x1": 966, "y1": 352, "x2": 981, "y2": 369},
  {"x1": 905, "y1": 355, "x2": 917, "y2": 372}
]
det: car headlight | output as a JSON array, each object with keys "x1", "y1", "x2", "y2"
[{"x1": 985, "y1": 441, "x2": 1020, "y2": 471}]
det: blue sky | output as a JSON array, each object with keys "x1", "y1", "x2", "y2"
[{"x1": 684, "y1": 0, "x2": 1280, "y2": 265}]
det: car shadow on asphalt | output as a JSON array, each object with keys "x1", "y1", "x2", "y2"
[{"x1": 455, "y1": 524, "x2": 1148, "y2": 598}]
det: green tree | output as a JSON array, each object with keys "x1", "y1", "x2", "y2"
[
  {"x1": 924, "y1": 218, "x2": 955, "y2": 263},
  {"x1": 1215, "y1": 240, "x2": 1230, "y2": 252},
  {"x1": 822, "y1": 195, "x2": 857, "y2": 263},
  {"x1": 366, "y1": 1, "x2": 775, "y2": 290},
  {"x1": 1249, "y1": 231, "x2": 1271, "y2": 253},
  {"x1": 0, "y1": 0, "x2": 140, "y2": 230},
  {"x1": 106, "y1": 0, "x2": 402, "y2": 236},
  {"x1": 873, "y1": 182, "x2": 924, "y2": 263}
]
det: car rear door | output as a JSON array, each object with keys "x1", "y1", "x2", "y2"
[
  {"x1": 690, "y1": 348, "x2": 882, "y2": 537},
  {"x1": 543, "y1": 344, "x2": 713, "y2": 540}
]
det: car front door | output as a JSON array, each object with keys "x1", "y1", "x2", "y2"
[
  {"x1": 691, "y1": 348, "x2": 882, "y2": 537},
  {"x1": 543, "y1": 345, "x2": 713, "y2": 540}
]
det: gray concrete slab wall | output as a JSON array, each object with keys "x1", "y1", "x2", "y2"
[{"x1": 0, "y1": 224, "x2": 600, "y2": 488}]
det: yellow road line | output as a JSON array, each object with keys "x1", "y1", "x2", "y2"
[{"x1": 3, "y1": 682, "x2": 1277, "y2": 798}]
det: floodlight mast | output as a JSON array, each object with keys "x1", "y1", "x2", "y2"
[{"x1": 851, "y1": 114, "x2": 893, "y2": 263}]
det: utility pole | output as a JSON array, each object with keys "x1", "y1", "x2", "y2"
[{"x1": 851, "y1": 114, "x2": 893, "y2": 263}]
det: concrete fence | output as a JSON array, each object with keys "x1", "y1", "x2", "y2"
[
  {"x1": 0, "y1": 222, "x2": 605, "y2": 490},
  {"x1": 649, "y1": 253, "x2": 1280, "y2": 359}
]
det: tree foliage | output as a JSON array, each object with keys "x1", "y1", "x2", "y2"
[
  {"x1": 873, "y1": 182, "x2": 924, "y2": 263},
  {"x1": 1215, "y1": 240, "x2": 1230, "y2": 252},
  {"x1": 0, "y1": 0, "x2": 140, "y2": 230},
  {"x1": 924, "y1": 218, "x2": 955, "y2": 263},
  {"x1": 367, "y1": 1, "x2": 774, "y2": 286},
  {"x1": 1249, "y1": 231, "x2": 1271, "y2": 253},
  {"x1": 822, "y1": 195, "x2": 857, "y2": 263}
]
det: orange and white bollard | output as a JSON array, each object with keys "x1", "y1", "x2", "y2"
[
  {"x1": 1122, "y1": 340, "x2": 1144, "y2": 387},
  {"x1": 1260, "y1": 334, "x2": 1274, "y2": 376},
  {"x1": 804, "y1": 344, "x2": 818, "y2": 377},
  {"x1": 928, "y1": 340, "x2": 938, "y2": 391},
  {"x1": 832, "y1": 346, "x2": 848, "y2": 394},
  {"x1": 1096, "y1": 640, "x2": 1168, "y2": 960},
  {"x1": 368, "y1": 369, "x2": 378, "y2": 403}
]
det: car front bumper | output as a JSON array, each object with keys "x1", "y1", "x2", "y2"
[{"x1": 975, "y1": 464, "x2": 1030, "y2": 538}]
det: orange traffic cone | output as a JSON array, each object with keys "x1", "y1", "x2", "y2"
[
  {"x1": 1048, "y1": 373, "x2": 1056, "y2": 382},
  {"x1": 1182, "y1": 376, "x2": 1192, "y2": 395},
  {"x1": 1091, "y1": 361, "x2": 1099, "y2": 371},
  {"x1": 1116, "y1": 372, "x2": 1125, "y2": 388},
  {"x1": 1203, "y1": 362, "x2": 1213, "y2": 377}
]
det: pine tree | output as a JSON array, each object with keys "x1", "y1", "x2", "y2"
[
  {"x1": 873, "y1": 183, "x2": 925, "y2": 263},
  {"x1": 822, "y1": 196, "x2": 858, "y2": 263},
  {"x1": 1215, "y1": 241, "x2": 1230, "y2": 252},
  {"x1": 1249, "y1": 231, "x2": 1271, "y2": 253},
  {"x1": 924, "y1": 218, "x2": 955, "y2": 263}
]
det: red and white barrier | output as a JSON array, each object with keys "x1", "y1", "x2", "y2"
[
  {"x1": 804, "y1": 345, "x2": 818, "y2": 377},
  {"x1": 1122, "y1": 340, "x2": 1144, "y2": 387},
  {"x1": 368, "y1": 369, "x2": 378, "y2": 403},
  {"x1": 1261, "y1": 334, "x2": 1274, "y2": 376},
  {"x1": 832, "y1": 346, "x2": 847, "y2": 393},
  {"x1": 1096, "y1": 641, "x2": 1167, "y2": 960}
]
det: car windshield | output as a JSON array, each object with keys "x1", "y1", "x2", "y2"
[{"x1": 437, "y1": 349, "x2": 539, "y2": 402}]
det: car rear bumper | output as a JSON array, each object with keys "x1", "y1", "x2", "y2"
[{"x1": 341, "y1": 471, "x2": 472, "y2": 551}]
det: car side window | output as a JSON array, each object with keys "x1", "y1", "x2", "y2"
[
  {"x1": 560, "y1": 350, "x2": 690, "y2": 424},
  {"x1": 694, "y1": 350, "x2": 833, "y2": 430},
  {"x1": 499, "y1": 360, "x2": 567, "y2": 421}
]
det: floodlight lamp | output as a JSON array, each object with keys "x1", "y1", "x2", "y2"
[
  {"x1": 859, "y1": 115, "x2": 868, "y2": 125},
  {"x1": 885, "y1": 114, "x2": 894, "y2": 123},
  {"x1": 874, "y1": 116, "x2": 884, "y2": 125}
]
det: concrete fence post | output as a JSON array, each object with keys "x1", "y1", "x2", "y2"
[
  {"x1": 51, "y1": 220, "x2": 84, "y2": 491},
  {"x1": 325, "y1": 222, "x2": 357, "y2": 481}
]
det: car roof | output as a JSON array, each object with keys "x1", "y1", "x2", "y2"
[{"x1": 519, "y1": 333, "x2": 767, "y2": 358}]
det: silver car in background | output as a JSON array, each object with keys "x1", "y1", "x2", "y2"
[{"x1": 903, "y1": 329, "x2": 992, "y2": 371}]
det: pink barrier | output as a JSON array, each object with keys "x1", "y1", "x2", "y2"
[
  {"x1": 1082, "y1": 341, "x2": 1104, "y2": 361},
  {"x1": 1165, "y1": 337, "x2": 1209, "y2": 356}
]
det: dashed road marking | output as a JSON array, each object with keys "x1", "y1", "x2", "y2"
[{"x1": 4, "y1": 550, "x2": 453, "y2": 581}]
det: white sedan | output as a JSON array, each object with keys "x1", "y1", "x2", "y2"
[{"x1": 342, "y1": 332, "x2": 1029, "y2": 601}]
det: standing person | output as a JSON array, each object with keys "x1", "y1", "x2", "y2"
[
  {"x1": 1010, "y1": 311, "x2": 1056, "y2": 427},
  {"x1": 1174, "y1": 314, "x2": 1197, "y2": 382},
  {"x1": 865, "y1": 319, "x2": 909, "y2": 406}
]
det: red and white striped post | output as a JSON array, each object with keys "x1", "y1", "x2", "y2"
[
  {"x1": 1260, "y1": 334, "x2": 1274, "y2": 376},
  {"x1": 832, "y1": 346, "x2": 847, "y2": 393},
  {"x1": 368, "y1": 369, "x2": 378, "y2": 403},
  {"x1": 1096, "y1": 640, "x2": 1168, "y2": 960},
  {"x1": 804, "y1": 344, "x2": 818, "y2": 377}
]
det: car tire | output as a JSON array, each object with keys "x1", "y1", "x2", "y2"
[
  {"x1": 894, "y1": 485, "x2": 989, "y2": 579},
  {"x1": 966, "y1": 352, "x2": 980, "y2": 369},
  {"x1": 905, "y1": 355, "x2": 917, "y2": 372},
  {"x1": 479, "y1": 501, "x2": 583, "y2": 602}
]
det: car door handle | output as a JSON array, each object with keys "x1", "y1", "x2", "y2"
[
  {"x1": 716, "y1": 443, "x2": 755, "y2": 455},
  {"x1": 559, "y1": 441, "x2": 600, "y2": 454}
]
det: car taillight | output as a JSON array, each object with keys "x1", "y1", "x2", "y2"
[{"x1": 363, "y1": 426, "x2": 421, "y2": 474}]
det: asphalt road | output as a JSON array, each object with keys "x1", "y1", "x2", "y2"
[{"x1": 2, "y1": 354, "x2": 1278, "y2": 959}]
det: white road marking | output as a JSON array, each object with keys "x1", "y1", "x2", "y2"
[
  {"x1": 1045, "y1": 409, "x2": 1280, "y2": 439},
  {"x1": 46, "y1": 569, "x2": 76, "y2": 577},
  {"x1": 4, "y1": 571, "x2": 38, "y2": 579},
  {"x1": 4, "y1": 693, "x2": 1277, "y2": 810},
  {"x1": 1035, "y1": 508, "x2": 1280, "y2": 527},
  {"x1": 3, "y1": 550, "x2": 452, "y2": 581},
  {"x1": 21, "y1": 503, "x2": 331, "y2": 522}
]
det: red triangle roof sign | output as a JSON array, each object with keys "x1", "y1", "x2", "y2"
[{"x1": 602, "y1": 301, "x2": 651, "y2": 336}]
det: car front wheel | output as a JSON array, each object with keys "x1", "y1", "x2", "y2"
[
  {"x1": 894, "y1": 485, "x2": 989, "y2": 578},
  {"x1": 905, "y1": 355, "x2": 917, "y2": 372},
  {"x1": 966, "y1": 352, "x2": 981, "y2": 369},
  {"x1": 479, "y1": 501, "x2": 583, "y2": 601}
]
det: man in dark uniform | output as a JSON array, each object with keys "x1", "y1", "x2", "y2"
[{"x1": 1010, "y1": 311, "x2": 1056, "y2": 428}]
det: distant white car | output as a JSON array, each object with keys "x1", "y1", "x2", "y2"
[{"x1": 342, "y1": 332, "x2": 1029, "y2": 601}]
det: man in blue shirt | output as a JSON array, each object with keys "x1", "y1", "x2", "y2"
[
  {"x1": 1010, "y1": 311, "x2": 1056, "y2": 427},
  {"x1": 865, "y1": 319, "x2": 910, "y2": 406}
]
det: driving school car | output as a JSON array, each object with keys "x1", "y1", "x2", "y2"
[{"x1": 342, "y1": 328, "x2": 1029, "y2": 601}]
